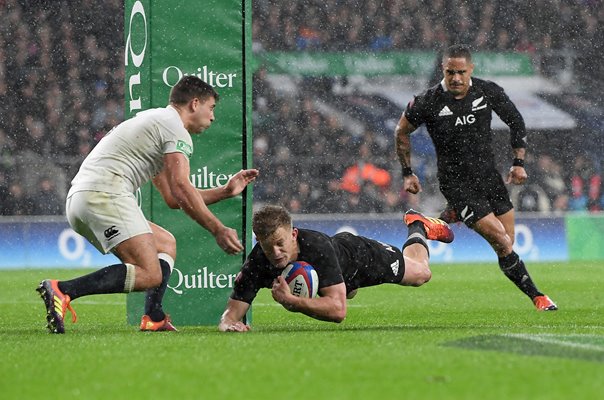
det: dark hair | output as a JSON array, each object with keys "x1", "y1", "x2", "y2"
[
  {"x1": 443, "y1": 44, "x2": 472, "y2": 62},
  {"x1": 252, "y1": 205, "x2": 292, "y2": 239},
  {"x1": 169, "y1": 75, "x2": 219, "y2": 105}
]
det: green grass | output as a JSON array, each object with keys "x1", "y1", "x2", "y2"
[{"x1": 2, "y1": 262, "x2": 604, "y2": 399}]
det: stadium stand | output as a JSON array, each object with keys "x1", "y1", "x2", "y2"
[
  {"x1": 250, "y1": 0, "x2": 604, "y2": 214},
  {"x1": 0, "y1": 0, "x2": 123, "y2": 215},
  {"x1": 0, "y1": 0, "x2": 602, "y2": 214}
]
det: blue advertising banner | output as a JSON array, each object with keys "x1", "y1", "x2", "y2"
[
  {"x1": 0, "y1": 218, "x2": 119, "y2": 269},
  {"x1": 293, "y1": 214, "x2": 568, "y2": 264},
  {"x1": 0, "y1": 214, "x2": 570, "y2": 269}
]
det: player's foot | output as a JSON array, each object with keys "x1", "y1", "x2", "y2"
[
  {"x1": 140, "y1": 314, "x2": 178, "y2": 332},
  {"x1": 533, "y1": 295, "x2": 558, "y2": 311},
  {"x1": 36, "y1": 279, "x2": 77, "y2": 334},
  {"x1": 404, "y1": 209, "x2": 454, "y2": 243},
  {"x1": 439, "y1": 204, "x2": 459, "y2": 224}
]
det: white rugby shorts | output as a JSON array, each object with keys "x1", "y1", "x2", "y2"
[{"x1": 66, "y1": 190, "x2": 152, "y2": 254}]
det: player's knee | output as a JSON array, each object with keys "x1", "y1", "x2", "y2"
[
  {"x1": 156, "y1": 232, "x2": 177, "y2": 257},
  {"x1": 404, "y1": 266, "x2": 431, "y2": 287},
  {"x1": 406, "y1": 258, "x2": 432, "y2": 286},
  {"x1": 143, "y1": 266, "x2": 163, "y2": 288},
  {"x1": 421, "y1": 268, "x2": 432, "y2": 284},
  {"x1": 414, "y1": 268, "x2": 432, "y2": 286},
  {"x1": 490, "y1": 237, "x2": 513, "y2": 257},
  {"x1": 151, "y1": 224, "x2": 176, "y2": 254},
  {"x1": 479, "y1": 227, "x2": 513, "y2": 256}
]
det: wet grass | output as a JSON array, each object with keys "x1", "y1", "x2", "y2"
[{"x1": 1, "y1": 262, "x2": 603, "y2": 399}]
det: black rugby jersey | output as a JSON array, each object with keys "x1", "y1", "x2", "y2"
[
  {"x1": 230, "y1": 228, "x2": 405, "y2": 304},
  {"x1": 404, "y1": 78, "x2": 526, "y2": 185}
]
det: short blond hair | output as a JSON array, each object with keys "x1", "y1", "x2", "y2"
[{"x1": 252, "y1": 205, "x2": 292, "y2": 239}]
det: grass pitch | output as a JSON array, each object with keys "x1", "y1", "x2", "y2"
[{"x1": 2, "y1": 262, "x2": 603, "y2": 399}]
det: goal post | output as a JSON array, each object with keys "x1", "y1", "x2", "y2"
[{"x1": 124, "y1": 0, "x2": 253, "y2": 325}]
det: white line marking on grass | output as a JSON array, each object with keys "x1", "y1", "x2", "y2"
[
  {"x1": 253, "y1": 303, "x2": 281, "y2": 307},
  {"x1": 253, "y1": 302, "x2": 365, "y2": 308},
  {"x1": 72, "y1": 301, "x2": 125, "y2": 306},
  {"x1": 505, "y1": 333, "x2": 604, "y2": 352},
  {"x1": 12, "y1": 300, "x2": 124, "y2": 306}
]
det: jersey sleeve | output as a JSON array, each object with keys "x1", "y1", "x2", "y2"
[
  {"x1": 314, "y1": 254, "x2": 345, "y2": 289},
  {"x1": 487, "y1": 81, "x2": 527, "y2": 149},
  {"x1": 403, "y1": 94, "x2": 427, "y2": 129},
  {"x1": 230, "y1": 246, "x2": 273, "y2": 304},
  {"x1": 297, "y1": 232, "x2": 344, "y2": 289},
  {"x1": 160, "y1": 110, "x2": 194, "y2": 159}
]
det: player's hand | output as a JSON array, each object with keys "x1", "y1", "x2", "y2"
[
  {"x1": 224, "y1": 169, "x2": 259, "y2": 197},
  {"x1": 506, "y1": 166, "x2": 528, "y2": 185},
  {"x1": 215, "y1": 226, "x2": 244, "y2": 254},
  {"x1": 220, "y1": 321, "x2": 251, "y2": 332},
  {"x1": 271, "y1": 276, "x2": 294, "y2": 308},
  {"x1": 403, "y1": 174, "x2": 422, "y2": 194}
]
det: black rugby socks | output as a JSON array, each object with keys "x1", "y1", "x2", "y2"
[
  {"x1": 58, "y1": 263, "x2": 128, "y2": 300},
  {"x1": 403, "y1": 221, "x2": 430, "y2": 256},
  {"x1": 498, "y1": 251, "x2": 542, "y2": 299},
  {"x1": 144, "y1": 259, "x2": 172, "y2": 322}
]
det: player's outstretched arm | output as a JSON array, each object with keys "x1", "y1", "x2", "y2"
[
  {"x1": 271, "y1": 278, "x2": 347, "y2": 323},
  {"x1": 219, "y1": 298, "x2": 251, "y2": 332},
  {"x1": 159, "y1": 152, "x2": 243, "y2": 254},
  {"x1": 199, "y1": 168, "x2": 259, "y2": 205}
]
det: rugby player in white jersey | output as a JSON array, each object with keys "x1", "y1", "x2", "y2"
[{"x1": 37, "y1": 76, "x2": 258, "y2": 333}]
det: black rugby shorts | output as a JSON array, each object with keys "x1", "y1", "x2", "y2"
[{"x1": 439, "y1": 171, "x2": 513, "y2": 227}]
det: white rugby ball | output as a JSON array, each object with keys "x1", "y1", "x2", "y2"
[{"x1": 281, "y1": 261, "x2": 319, "y2": 298}]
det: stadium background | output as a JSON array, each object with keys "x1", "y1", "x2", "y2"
[
  {"x1": 1, "y1": 4, "x2": 603, "y2": 398},
  {"x1": 0, "y1": 0, "x2": 603, "y2": 265}
]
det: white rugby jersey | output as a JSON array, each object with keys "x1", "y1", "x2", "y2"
[{"x1": 69, "y1": 105, "x2": 193, "y2": 195}]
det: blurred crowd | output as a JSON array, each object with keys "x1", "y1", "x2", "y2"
[
  {"x1": 252, "y1": 0, "x2": 604, "y2": 88},
  {"x1": 253, "y1": 70, "x2": 412, "y2": 214},
  {"x1": 253, "y1": 69, "x2": 603, "y2": 214},
  {"x1": 0, "y1": 0, "x2": 123, "y2": 215},
  {"x1": 252, "y1": 0, "x2": 604, "y2": 213},
  {"x1": 0, "y1": 0, "x2": 602, "y2": 215}
]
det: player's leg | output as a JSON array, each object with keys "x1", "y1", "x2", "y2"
[
  {"x1": 400, "y1": 209, "x2": 454, "y2": 286},
  {"x1": 140, "y1": 221, "x2": 178, "y2": 331},
  {"x1": 37, "y1": 191, "x2": 160, "y2": 333},
  {"x1": 496, "y1": 209, "x2": 515, "y2": 246},
  {"x1": 439, "y1": 203, "x2": 459, "y2": 224},
  {"x1": 401, "y1": 248, "x2": 430, "y2": 287},
  {"x1": 54, "y1": 234, "x2": 161, "y2": 297},
  {"x1": 59, "y1": 191, "x2": 162, "y2": 294},
  {"x1": 37, "y1": 233, "x2": 160, "y2": 334},
  {"x1": 474, "y1": 211, "x2": 557, "y2": 311},
  {"x1": 404, "y1": 209, "x2": 454, "y2": 243},
  {"x1": 495, "y1": 209, "x2": 556, "y2": 310},
  {"x1": 447, "y1": 174, "x2": 557, "y2": 311}
]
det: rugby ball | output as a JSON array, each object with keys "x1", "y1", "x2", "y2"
[{"x1": 281, "y1": 261, "x2": 319, "y2": 298}]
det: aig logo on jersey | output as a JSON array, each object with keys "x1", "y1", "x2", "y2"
[
  {"x1": 455, "y1": 114, "x2": 476, "y2": 126},
  {"x1": 438, "y1": 106, "x2": 476, "y2": 126}
]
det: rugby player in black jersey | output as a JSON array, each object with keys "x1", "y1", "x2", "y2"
[
  {"x1": 394, "y1": 44, "x2": 556, "y2": 311},
  {"x1": 218, "y1": 205, "x2": 454, "y2": 332}
]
